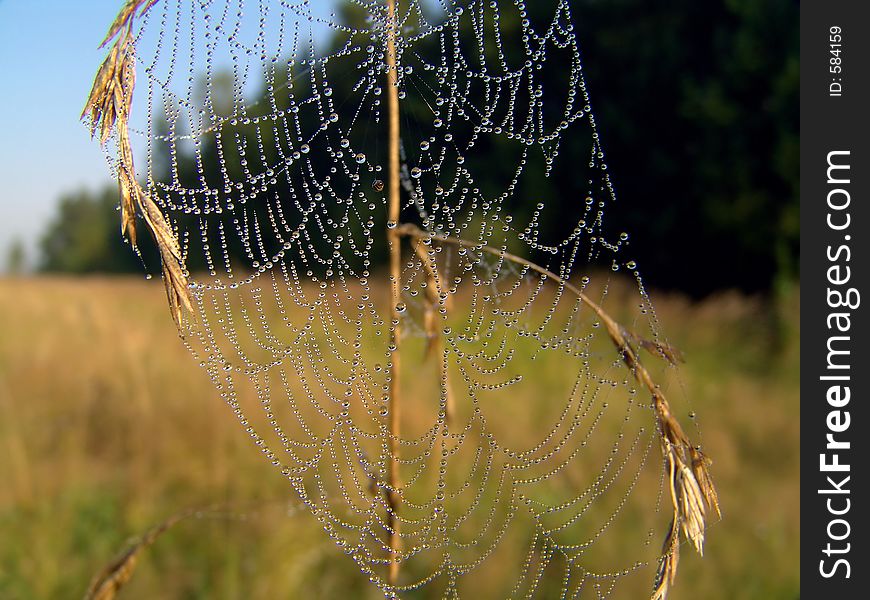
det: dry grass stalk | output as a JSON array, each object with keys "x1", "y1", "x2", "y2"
[
  {"x1": 411, "y1": 238, "x2": 456, "y2": 425},
  {"x1": 690, "y1": 445, "x2": 721, "y2": 518},
  {"x1": 83, "y1": 510, "x2": 190, "y2": 600},
  {"x1": 82, "y1": 0, "x2": 193, "y2": 328},
  {"x1": 385, "y1": 0, "x2": 403, "y2": 586},
  {"x1": 396, "y1": 223, "x2": 719, "y2": 600}
]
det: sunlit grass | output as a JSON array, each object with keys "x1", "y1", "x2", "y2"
[{"x1": 0, "y1": 276, "x2": 798, "y2": 599}]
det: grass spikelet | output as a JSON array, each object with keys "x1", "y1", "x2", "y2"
[
  {"x1": 82, "y1": 0, "x2": 192, "y2": 328},
  {"x1": 99, "y1": 0, "x2": 159, "y2": 48},
  {"x1": 83, "y1": 510, "x2": 189, "y2": 600},
  {"x1": 623, "y1": 330, "x2": 685, "y2": 365},
  {"x1": 691, "y1": 446, "x2": 721, "y2": 520},
  {"x1": 676, "y1": 452, "x2": 707, "y2": 554},
  {"x1": 411, "y1": 238, "x2": 455, "y2": 424}
]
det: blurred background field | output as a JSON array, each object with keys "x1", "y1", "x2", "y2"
[{"x1": 0, "y1": 276, "x2": 798, "y2": 599}]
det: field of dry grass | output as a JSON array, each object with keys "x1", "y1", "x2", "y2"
[{"x1": 0, "y1": 276, "x2": 798, "y2": 599}]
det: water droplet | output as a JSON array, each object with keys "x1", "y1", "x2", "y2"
[
  {"x1": 355, "y1": 153, "x2": 366, "y2": 164},
  {"x1": 372, "y1": 179, "x2": 385, "y2": 192}
]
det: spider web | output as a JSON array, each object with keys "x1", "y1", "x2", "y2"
[{"x1": 85, "y1": 1, "x2": 716, "y2": 598}]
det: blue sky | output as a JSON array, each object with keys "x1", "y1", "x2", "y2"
[
  {"x1": 0, "y1": 1, "x2": 124, "y2": 269},
  {"x1": 0, "y1": 0, "x2": 342, "y2": 271}
]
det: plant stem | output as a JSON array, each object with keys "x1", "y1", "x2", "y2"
[{"x1": 385, "y1": 0, "x2": 403, "y2": 587}]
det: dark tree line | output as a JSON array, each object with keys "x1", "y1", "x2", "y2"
[
  {"x1": 41, "y1": 0, "x2": 797, "y2": 297},
  {"x1": 40, "y1": 187, "x2": 158, "y2": 273}
]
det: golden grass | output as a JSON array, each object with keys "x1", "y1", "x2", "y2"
[
  {"x1": 0, "y1": 276, "x2": 799, "y2": 599},
  {"x1": 83, "y1": 0, "x2": 192, "y2": 328}
]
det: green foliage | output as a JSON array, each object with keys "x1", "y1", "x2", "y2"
[
  {"x1": 4, "y1": 239, "x2": 26, "y2": 274},
  {"x1": 569, "y1": 0, "x2": 799, "y2": 295}
]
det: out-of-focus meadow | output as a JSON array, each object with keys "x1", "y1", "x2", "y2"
[{"x1": 0, "y1": 276, "x2": 798, "y2": 599}]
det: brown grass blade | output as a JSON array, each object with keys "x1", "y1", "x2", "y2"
[
  {"x1": 117, "y1": 171, "x2": 138, "y2": 248},
  {"x1": 140, "y1": 193, "x2": 194, "y2": 326},
  {"x1": 677, "y1": 457, "x2": 707, "y2": 554},
  {"x1": 651, "y1": 519, "x2": 680, "y2": 600},
  {"x1": 83, "y1": 510, "x2": 189, "y2": 600},
  {"x1": 411, "y1": 239, "x2": 455, "y2": 424},
  {"x1": 99, "y1": 0, "x2": 160, "y2": 48},
  {"x1": 623, "y1": 330, "x2": 685, "y2": 365},
  {"x1": 81, "y1": 44, "x2": 118, "y2": 127},
  {"x1": 413, "y1": 241, "x2": 443, "y2": 359},
  {"x1": 160, "y1": 254, "x2": 194, "y2": 327},
  {"x1": 82, "y1": 35, "x2": 134, "y2": 145},
  {"x1": 84, "y1": 0, "x2": 193, "y2": 328},
  {"x1": 657, "y1": 397, "x2": 717, "y2": 556}
]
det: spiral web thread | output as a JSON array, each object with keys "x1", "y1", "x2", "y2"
[{"x1": 83, "y1": 1, "x2": 719, "y2": 598}]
